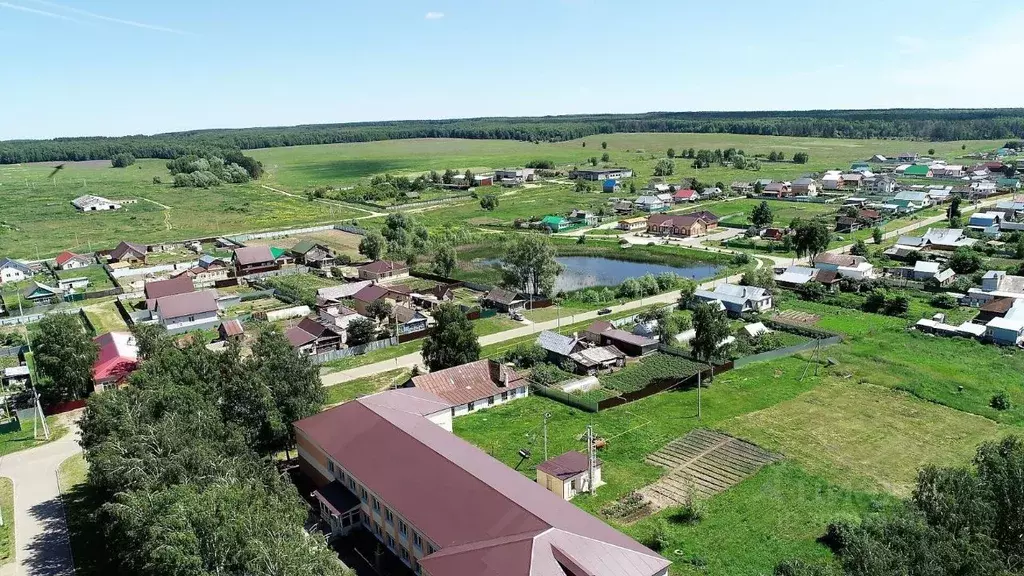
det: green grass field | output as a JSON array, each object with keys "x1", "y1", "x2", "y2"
[
  {"x1": 0, "y1": 415, "x2": 67, "y2": 457},
  {"x1": 0, "y1": 159, "x2": 362, "y2": 259},
  {"x1": 81, "y1": 301, "x2": 128, "y2": 334},
  {"x1": 324, "y1": 368, "x2": 410, "y2": 406},
  {"x1": 55, "y1": 265, "x2": 114, "y2": 291},
  {"x1": 0, "y1": 477, "x2": 11, "y2": 566},
  {"x1": 709, "y1": 198, "x2": 839, "y2": 228}
]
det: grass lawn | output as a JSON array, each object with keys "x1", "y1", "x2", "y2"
[
  {"x1": 0, "y1": 415, "x2": 67, "y2": 457},
  {"x1": 57, "y1": 454, "x2": 107, "y2": 576},
  {"x1": 319, "y1": 339, "x2": 425, "y2": 373},
  {"x1": 599, "y1": 354, "x2": 703, "y2": 393},
  {"x1": 473, "y1": 315, "x2": 521, "y2": 336},
  {"x1": 722, "y1": 381, "x2": 1007, "y2": 495},
  {"x1": 779, "y1": 299, "x2": 1024, "y2": 425},
  {"x1": 262, "y1": 273, "x2": 338, "y2": 307},
  {"x1": 0, "y1": 159, "x2": 362, "y2": 259},
  {"x1": 0, "y1": 477, "x2": 11, "y2": 566},
  {"x1": 81, "y1": 301, "x2": 128, "y2": 334},
  {"x1": 324, "y1": 369, "x2": 410, "y2": 405},
  {"x1": 55, "y1": 265, "x2": 114, "y2": 292},
  {"x1": 622, "y1": 462, "x2": 894, "y2": 576},
  {"x1": 712, "y1": 199, "x2": 838, "y2": 228}
]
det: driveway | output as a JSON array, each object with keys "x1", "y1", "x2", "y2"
[{"x1": 0, "y1": 421, "x2": 81, "y2": 576}]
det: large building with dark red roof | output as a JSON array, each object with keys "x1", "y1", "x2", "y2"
[{"x1": 294, "y1": 390, "x2": 669, "y2": 576}]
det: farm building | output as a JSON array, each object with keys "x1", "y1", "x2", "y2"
[
  {"x1": 572, "y1": 167, "x2": 634, "y2": 181},
  {"x1": 494, "y1": 168, "x2": 536, "y2": 184},
  {"x1": 586, "y1": 323, "x2": 658, "y2": 356},
  {"x1": 536, "y1": 451, "x2": 603, "y2": 501},
  {"x1": 72, "y1": 194, "x2": 122, "y2": 212},
  {"x1": 292, "y1": 390, "x2": 669, "y2": 576}
]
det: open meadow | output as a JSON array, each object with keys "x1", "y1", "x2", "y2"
[{"x1": 0, "y1": 159, "x2": 362, "y2": 259}]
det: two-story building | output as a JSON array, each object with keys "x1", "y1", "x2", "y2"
[{"x1": 294, "y1": 390, "x2": 670, "y2": 576}]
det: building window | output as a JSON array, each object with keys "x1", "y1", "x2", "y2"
[
  {"x1": 374, "y1": 524, "x2": 383, "y2": 538},
  {"x1": 373, "y1": 498, "x2": 380, "y2": 512},
  {"x1": 386, "y1": 534, "x2": 395, "y2": 550},
  {"x1": 428, "y1": 544, "x2": 435, "y2": 555},
  {"x1": 327, "y1": 460, "x2": 334, "y2": 473},
  {"x1": 385, "y1": 509, "x2": 393, "y2": 524},
  {"x1": 501, "y1": 391, "x2": 508, "y2": 401},
  {"x1": 360, "y1": 487, "x2": 368, "y2": 503},
  {"x1": 400, "y1": 547, "x2": 410, "y2": 562},
  {"x1": 468, "y1": 401, "x2": 475, "y2": 411},
  {"x1": 488, "y1": 396, "x2": 495, "y2": 406},
  {"x1": 451, "y1": 406, "x2": 455, "y2": 418},
  {"x1": 349, "y1": 478, "x2": 356, "y2": 491},
  {"x1": 414, "y1": 559, "x2": 421, "y2": 574},
  {"x1": 399, "y1": 520, "x2": 407, "y2": 536},
  {"x1": 413, "y1": 533, "x2": 422, "y2": 549}
]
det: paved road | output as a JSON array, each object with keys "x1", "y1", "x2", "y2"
[{"x1": 0, "y1": 422, "x2": 81, "y2": 576}]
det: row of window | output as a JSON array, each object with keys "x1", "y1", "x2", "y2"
[
  {"x1": 460, "y1": 387, "x2": 522, "y2": 414},
  {"x1": 326, "y1": 457, "x2": 433, "y2": 556}
]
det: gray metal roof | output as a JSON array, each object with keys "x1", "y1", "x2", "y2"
[{"x1": 537, "y1": 331, "x2": 580, "y2": 357}]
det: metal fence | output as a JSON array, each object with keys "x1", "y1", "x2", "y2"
[
  {"x1": 530, "y1": 384, "x2": 599, "y2": 412},
  {"x1": 308, "y1": 338, "x2": 397, "y2": 365}
]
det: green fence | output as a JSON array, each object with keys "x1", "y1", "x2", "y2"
[{"x1": 530, "y1": 384, "x2": 599, "y2": 413}]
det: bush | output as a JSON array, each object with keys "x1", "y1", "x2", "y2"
[
  {"x1": 991, "y1": 391, "x2": 1012, "y2": 411},
  {"x1": 863, "y1": 290, "x2": 886, "y2": 312},
  {"x1": 930, "y1": 294, "x2": 957, "y2": 309},
  {"x1": 883, "y1": 294, "x2": 910, "y2": 316},
  {"x1": 503, "y1": 343, "x2": 546, "y2": 369},
  {"x1": 646, "y1": 518, "x2": 672, "y2": 552},
  {"x1": 820, "y1": 519, "x2": 856, "y2": 553},
  {"x1": 335, "y1": 254, "x2": 352, "y2": 265},
  {"x1": 152, "y1": 176, "x2": 162, "y2": 184},
  {"x1": 530, "y1": 363, "x2": 572, "y2": 386},
  {"x1": 110, "y1": 152, "x2": 136, "y2": 168},
  {"x1": 801, "y1": 282, "x2": 827, "y2": 302},
  {"x1": 731, "y1": 252, "x2": 752, "y2": 266}
]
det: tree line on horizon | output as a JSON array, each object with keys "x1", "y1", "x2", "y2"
[{"x1": 4, "y1": 109, "x2": 1024, "y2": 165}]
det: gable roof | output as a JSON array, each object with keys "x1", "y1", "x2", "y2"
[
  {"x1": 904, "y1": 165, "x2": 931, "y2": 176},
  {"x1": 317, "y1": 280, "x2": 373, "y2": 303},
  {"x1": 144, "y1": 275, "x2": 195, "y2": 302},
  {"x1": 154, "y1": 290, "x2": 218, "y2": 319},
  {"x1": 409, "y1": 359, "x2": 523, "y2": 406},
  {"x1": 813, "y1": 253, "x2": 866, "y2": 267},
  {"x1": 23, "y1": 281, "x2": 60, "y2": 298},
  {"x1": 93, "y1": 331, "x2": 139, "y2": 382},
  {"x1": 484, "y1": 287, "x2": 521, "y2": 306},
  {"x1": 586, "y1": 320, "x2": 614, "y2": 335},
  {"x1": 0, "y1": 258, "x2": 31, "y2": 274},
  {"x1": 291, "y1": 240, "x2": 328, "y2": 255},
  {"x1": 352, "y1": 284, "x2": 391, "y2": 303},
  {"x1": 220, "y1": 319, "x2": 244, "y2": 337},
  {"x1": 294, "y1": 392, "x2": 669, "y2": 576},
  {"x1": 110, "y1": 241, "x2": 147, "y2": 260},
  {"x1": 600, "y1": 328, "x2": 658, "y2": 348},
  {"x1": 792, "y1": 177, "x2": 815, "y2": 186},
  {"x1": 54, "y1": 251, "x2": 89, "y2": 267},
  {"x1": 673, "y1": 189, "x2": 698, "y2": 199},
  {"x1": 358, "y1": 260, "x2": 407, "y2": 274},
  {"x1": 536, "y1": 451, "x2": 600, "y2": 480},
  {"x1": 537, "y1": 331, "x2": 581, "y2": 357},
  {"x1": 233, "y1": 245, "x2": 275, "y2": 266}
]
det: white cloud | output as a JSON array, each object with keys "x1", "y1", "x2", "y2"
[
  {"x1": 425, "y1": 11, "x2": 444, "y2": 20},
  {"x1": 0, "y1": 1, "x2": 81, "y2": 22}
]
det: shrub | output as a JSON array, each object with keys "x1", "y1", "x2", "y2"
[
  {"x1": 504, "y1": 343, "x2": 546, "y2": 369},
  {"x1": 152, "y1": 176, "x2": 162, "y2": 184},
  {"x1": 646, "y1": 518, "x2": 672, "y2": 552},
  {"x1": 930, "y1": 294, "x2": 957, "y2": 309},
  {"x1": 863, "y1": 290, "x2": 886, "y2": 312},
  {"x1": 801, "y1": 282, "x2": 827, "y2": 302},
  {"x1": 530, "y1": 363, "x2": 571, "y2": 386},
  {"x1": 820, "y1": 519, "x2": 857, "y2": 553},
  {"x1": 991, "y1": 391, "x2": 1012, "y2": 411},
  {"x1": 731, "y1": 252, "x2": 752, "y2": 266},
  {"x1": 110, "y1": 152, "x2": 135, "y2": 168},
  {"x1": 883, "y1": 294, "x2": 910, "y2": 316},
  {"x1": 335, "y1": 254, "x2": 352, "y2": 265}
]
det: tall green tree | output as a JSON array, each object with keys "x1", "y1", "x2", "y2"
[
  {"x1": 250, "y1": 327, "x2": 325, "y2": 453},
  {"x1": 690, "y1": 302, "x2": 731, "y2": 370},
  {"x1": 433, "y1": 244, "x2": 458, "y2": 277},
  {"x1": 872, "y1": 227, "x2": 883, "y2": 244},
  {"x1": 358, "y1": 230, "x2": 386, "y2": 260},
  {"x1": 751, "y1": 200, "x2": 774, "y2": 229},
  {"x1": 501, "y1": 235, "x2": 563, "y2": 296},
  {"x1": 422, "y1": 303, "x2": 480, "y2": 371},
  {"x1": 793, "y1": 220, "x2": 832, "y2": 262},
  {"x1": 34, "y1": 314, "x2": 98, "y2": 402}
]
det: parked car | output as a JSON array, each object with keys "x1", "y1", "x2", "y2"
[
  {"x1": 511, "y1": 311, "x2": 525, "y2": 321},
  {"x1": 598, "y1": 307, "x2": 612, "y2": 315}
]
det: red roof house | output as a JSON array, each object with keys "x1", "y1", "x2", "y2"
[
  {"x1": 92, "y1": 332, "x2": 139, "y2": 393},
  {"x1": 672, "y1": 189, "x2": 699, "y2": 202}
]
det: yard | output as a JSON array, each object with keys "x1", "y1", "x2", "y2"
[
  {"x1": 324, "y1": 369, "x2": 410, "y2": 406},
  {"x1": 599, "y1": 353, "x2": 703, "y2": 393},
  {"x1": 81, "y1": 301, "x2": 128, "y2": 334},
  {"x1": 55, "y1": 265, "x2": 115, "y2": 292},
  {"x1": 711, "y1": 199, "x2": 838, "y2": 228},
  {"x1": 0, "y1": 415, "x2": 68, "y2": 457},
  {"x1": 261, "y1": 273, "x2": 338, "y2": 307}
]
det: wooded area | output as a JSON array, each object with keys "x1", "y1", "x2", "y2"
[{"x1": 4, "y1": 109, "x2": 1024, "y2": 164}]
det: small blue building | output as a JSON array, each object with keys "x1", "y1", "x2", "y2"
[{"x1": 603, "y1": 179, "x2": 619, "y2": 193}]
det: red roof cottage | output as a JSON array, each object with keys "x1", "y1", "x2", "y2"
[{"x1": 92, "y1": 332, "x2": 139, "y2": 393}]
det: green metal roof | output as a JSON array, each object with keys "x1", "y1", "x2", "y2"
[
  {"x1": 270, "y1": 247, "x2": 288, "y2": 259},
  {"x1": 541, "y1": 216, "x2": 567, "y2": 225},
  {"x1": 904, "y1": 165, "x2": 930, "y2": 175}
]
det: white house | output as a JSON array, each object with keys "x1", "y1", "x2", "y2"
[
  {"x1": 692, "y1": 283, "x2": 773, "y2": 314},
  {"x1": 987, "y1": 302, "x2": 1024, "y2": 346},
  {"x1": 152, "y1": 290, "x2": 220, "y2": 333},
  {"x1": 536, "y1": 451, "x2": 603, "y2": 501},
  {"x1": 54, "y1": 251, "x2": 93, "y2": 271},
  {"x1": 0, "y1": 258, "x2": 31, "y2": 285},
  {"x1": 72, "y1": 195, "x2": 122, "y2": 212},
  {"x1": 812, "y1": 253, "x2": 875, "y2": 280}
]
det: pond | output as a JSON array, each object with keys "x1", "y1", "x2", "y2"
[{"x1": 481, "y1": 256, "x2": 721, "y2": 292}]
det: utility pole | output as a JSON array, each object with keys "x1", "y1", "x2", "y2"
[
  {"x1": 586, "y1": 424, "x2": 596, "y2": 494},
  {"x1": 543, "y1": 412, "x2": 551, "y2": 461},
  {"x1": 697, "y1": 369, "x2": 702, "y2": 419}
]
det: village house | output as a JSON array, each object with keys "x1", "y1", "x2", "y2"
[
  {"x1": 22, "y1": 281, "x2": 61, "y2": 303},
  {"x1": 536, "y1": 451, "x2": 604, "y2": 501},
  {"x1": 585, "y1": 322, "x2": 659, "y2": 356},
  {"x1": 540, "y1": 215, "x2": 572, "y2": 232},
  {"x1": 634, "y1": 195, "x2": 668, "y2": 213},
  {"x1": 841, "y1": 173, "x2": 863, "y2": 188},
  {"x1": 481, "y1": 287, "x2": 526, "y2": 313},
  {"x1": 173, "y1": 262, "x2": 230, "y2": 288},
  {"x1": 864, "y1": 175, "x2": 897, "y2": 194},
  {"x1": 109, "y1": 241, "x2": 148, "y2": 264},
  {"x1": 0, "y1": 258, "x2": 32, "y2": 285},
  {"x1": 812, "y1": 253, "x2": 875, "y2": 280},
  {"x1": 693, "y1": 283, "x2": 773, "y2": 315},
  {"x1": 889, "y1": 191, "x2": 932, "y2": 213},
  {"x1": 731, "y1": 181, "x2": 753, "y2": 194},
  {"x1": 897, "y1": 152, "x2": 919, "y2": 163},
  {"x1": 72, "y1": 194, "x2": 122, "y2": 212},
  {"x1": 351, "y1": 284, "x2": 409, "y2": 317},
  {"x1": 903, "y1": 165, "x2": 933, "y2": 178},
  {"x1": 568, "y1": 209, "x2": 599, "y2": 226},
  {"x1": 968, "y1": 211, "x2": 1003, "y2": 234},
  {"x1": 152, "y1": 290, "x2": 220, "y2": 333},
  {"x1": 536, "y1": 330, "x2": 586, "y2": 365},
  {"x1": 791, "y1": 178, "x2": 818, "y2": 196},
  {"x1": 393, "y1": 304, "x2": 432, "y2": 335},
  {"x1": 998, "y1": 178, "x2": 1021, "y2": 191},
  {"x1": 774, "y1": 266, "x2": 839, "y2": 290},
  {"x1": 232, "y1": 245, "x2": 283, "y2": 276},
  {"x1": 821, "y1": 172, "x2": 843, "y2": 190},
  {"x1": 317, "y1": 281, "x2": 373, "y2": 306},
  {"x1": 688, "y1": 210, "x2": 719, "y2": 231},
  {"x1": 965, "y1": 271, "x2": 1024, "y2": 306},
  {"x1": 646, "y1": 214, "x2": 709, "y2": 237},
  {"x1": 911, "y1": 261, "x2": 956, "y2": 285},
  {"x1": 290, "y1": 241, "x2": 336, "y2": 269},
  {"x1": 405, "y1": 359, "x2": 528, "y2": 422},
  {"x1": 618, "y1": 216, "x2": 647, "y2": 231},
  {"x1": 286, "y1": 316, "x2": 346, "y2": 354},
  {"x1": 144, "y1": 274, "x2": 195, "y2": 309},
  {"x1": 672, "y1": 189, "x2": 699, "y2": 203},
  {"x1": 318, "y1": 303, "x2": 367, "y2": 332},
  {"x1": 92, "y1": 331, "x2": 139, "y2": 393},
  {"x1": 985, "y1": 301, "x2": 1024, "y2": 346},
  {"x1": 293, "y1": 389, "x2": 668, "y2": 576},
  {"x1": 763, "y1": 182, "x2": 791, "y2": 197},
  {"x1": 54, "y1": 251, "x2": 92, "y2": 271},
  {"x1": 357, "y1": 260, "x2": 409, "y2": 282},
  {"x1": 602, "y1": 179, "x2": 620, "y2": 193}
]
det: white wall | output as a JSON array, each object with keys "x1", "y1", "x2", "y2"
[
  {"x1": 161, "y1": 310, "x2": 219, "y2": 331},
  {"x1": 0, "y1": 268, "x2": 27, "y2": 284}
]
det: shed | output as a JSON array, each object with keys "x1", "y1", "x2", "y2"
[{"x1": 536, "y1": 451, "x2": 603, "y2": 501}]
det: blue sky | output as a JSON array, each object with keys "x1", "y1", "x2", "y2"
[{"x1": 1, "y1": 0, "x2": 1022, "y2": 140}]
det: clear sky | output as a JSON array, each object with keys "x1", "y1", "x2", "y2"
[{"x1": 2, "y1": 0, "x2": 1022, "y2": 140}]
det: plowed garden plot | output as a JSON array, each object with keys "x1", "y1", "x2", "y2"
[
  {"x1": 638, "y1": 429, "x2": 779, "y2": 511},
  {"x1": 773, "y1": 310, "x2": 820, "y2": 325}
]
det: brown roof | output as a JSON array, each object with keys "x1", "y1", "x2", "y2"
[
  {"x1": 352, "y1": 284, "x2": 390, "y2": 303},
  {"x1": 286, "y1": 326, "x2": 317, "y2": 347},
  {"x1": 690, "y1": 210, "x2": 719, "y2": 223},
  {"x1": 601, "y1": 328, "x2": 657, "y2": 348},
  {"x1": 144, "y1": 275, "x2": 194, "y2": 302},
  {"x1": 586, "y1": 320, "x2": 614, "y2": 335},
  {"x1": 154, "y1": 290, "x2": 218, "y2": 319},
  {"x1": 111, "y1": 241, "x2": 146, "y2": 260},
  {"x1": 359, "y1": 260, "x2": 407, "y2": 274},
  {"x1": 294, "y1": 392, "x2": 669, "y2": 576},
  {"x1": 393, "y1": 304, "x2": 424, "y2": 324},
  {"x1": 647, "y1": 214, "x2": 703, "y2": 228},
  {"x1": 814, "y1": 253, "x2": 863, "y2": 267},
  {"x1": 980, "y1": 297, "x2": 1014, "y2": 314},
  {"x1": 485, "y1": 287, "x2": 521, "y2": 306},
  {"x1": 859, "y1": 209, "x2": 881, "y2": 219},
  {"x1": 815, "y1": 270, "x2": 840, "y2": 284},
  {"x1": 536, "y1": 451, "x2": 602, "y2": 480},
  {"x1": 219, "y1": 319, "x2": 244, "y2": 337},
  {"x1": 233, "y1": 245, "x2": 275, "y2": 266},
  {"x1": 409, "y1": 359, "x2": 523, "y2": 406}
]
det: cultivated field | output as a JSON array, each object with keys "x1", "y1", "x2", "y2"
[{"x1": 0, "y1": 159, "x2": 362, "y2": 259}]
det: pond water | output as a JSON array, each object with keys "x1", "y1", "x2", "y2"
[{"x1": 481, "y1": 256, "x2": 721, "y2": 293}]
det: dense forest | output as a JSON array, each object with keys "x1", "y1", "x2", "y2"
[{"x1": 4, "y1": 109, "x2": 1024, "y2": 164}]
